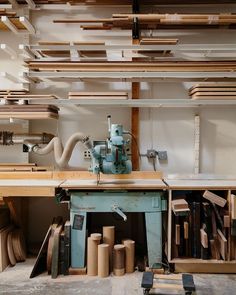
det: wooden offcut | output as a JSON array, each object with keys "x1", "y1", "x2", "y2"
[
  {"x1": 203, "y1": 190, "x2": 227, "y2": 207},
  {"x1": 200, "y1": 228, "x2": 208, "y2": 248},
  {"x1": 231, "y1": 194, "x2": 236, "y2": 220},
  {"x1": 217, "y1": 229, "x2": 227, "y2": 260}
]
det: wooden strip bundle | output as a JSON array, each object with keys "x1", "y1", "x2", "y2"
[
  {"x1": 53, "y1": 13, "x2": 236, "y2": 29},
  {"x1": 190, "y1": 83, "x2": 236, "y2": 100},
  {"x1": 26, "y1": 60, "x2": 236, "y2": 72},
  {"x1": 140, "y1": 38, "x2": 178, "y2": 45},
  {"x1": 69, "y1": 92, "x2": 128, "y2": 100}
]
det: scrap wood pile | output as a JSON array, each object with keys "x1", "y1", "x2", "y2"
[{"x1": 172, "y1": 191, "x2": 236, "y2": 261}]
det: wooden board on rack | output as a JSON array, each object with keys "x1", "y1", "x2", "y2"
[
  {"x1": 140, "y1": 38, "x2": 179, "y2": 45},
  {"x1": 26, "y1": 60, "x2": 236, "y2": 72},
  {"x1": 0, "y1": 94, "x2": 59, "y2": 100},
  {"x1": 68, "y1": 91, "x2": 128, "y2": 100}
]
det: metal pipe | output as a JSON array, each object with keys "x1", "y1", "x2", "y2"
[{"x1": 0, "y1": 131, "x2": 54, "y2": 146}]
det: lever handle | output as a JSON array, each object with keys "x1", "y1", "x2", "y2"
[{"x1": 112, "y1": 205, "x2": 127, "y2": 222}]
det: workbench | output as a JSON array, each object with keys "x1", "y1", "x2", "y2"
[{"x1": 1, "y1": 172, "x2": 236, "y2": 273}]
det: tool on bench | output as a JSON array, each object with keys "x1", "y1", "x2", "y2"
[
  {"x1": 141, "y1": 272, "x2": 196, "y2": 295},
  {"x1": 84, "y1": 115, "x2": 132, "y2": 183}
]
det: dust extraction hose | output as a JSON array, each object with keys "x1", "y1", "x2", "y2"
[{"x1": 32, "y1": 133, "x2": 91, "y2": 170}]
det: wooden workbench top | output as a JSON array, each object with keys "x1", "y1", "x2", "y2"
[
  {"x1": 61, "y1": 178, "x2": 167, "y2": 190},
  {"x1": 165, "y1": 179, "x2": 236, "y2": 190}
]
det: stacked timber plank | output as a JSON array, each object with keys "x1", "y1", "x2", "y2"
[
  {"x1": 0, "y1": 105, "x2": 59, "y2": 120},
  {"x1": 190, "y1": 83, "x2": 236, "y2": 100},
  {"x1": 0, "y1": 91, "x2": 59, "y2": 119},
  {"x1": 54, "y1": 13, "x2": 236, "y2": 30},
  {"x1": 0, "y1": 163, "x2": 52, "y2": 172},
  {"x1": 69, "y1": 92, "x2": 128, "y2": 100},
  {"x1": 26, "y1": 60, "x2": 236, "y2": 72},
  {"x1": 0, "y1": 90, "x2": 59, "y2": 120},
  {"x1": 140, "y1": 38, "x2": 178, "y2": 45},
  {"x1": 0, "y1": 9, "x2": 16, "y2": 17},
  {"x1": 13, "y1": 0, "x2": 236, "y2": 4}
]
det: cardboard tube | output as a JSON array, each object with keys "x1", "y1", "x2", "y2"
[
  {"x1": 87, "y1": 233, "x2": 102, "y2": 276},
  {"x1": 113, "y1": 244, "x2": 125, "y2": 276},
  {"x1": 122, "y1": 239, "x2": 135, "y2": 273},
  {"x1": 98, "y1": 244, "x2": 109, "y2": 278},
  {"x1": 103, "y1": 226, "x2": 115, "y2": 269}
]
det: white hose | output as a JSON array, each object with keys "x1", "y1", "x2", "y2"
[{"x1": 32, "y1": 133, "x2": 90, "y2": 170}]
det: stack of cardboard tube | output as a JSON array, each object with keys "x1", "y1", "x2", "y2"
[{"x1": 87, "y1": 226, "x2": 135, "y2": 278}]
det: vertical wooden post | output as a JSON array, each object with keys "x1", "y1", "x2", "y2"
[{"x1": 132, "y1": 40, "x2": 140, "y2": 171}]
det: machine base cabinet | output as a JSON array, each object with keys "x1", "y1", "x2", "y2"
[{"x1": 70, "y1": 191, "x2": 167, "y2": 269}]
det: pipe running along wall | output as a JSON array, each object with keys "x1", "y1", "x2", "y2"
[
  {"x1": 0, "y1": 131, "x2": 54, "y2": 145},
  {"x1": 31, "y1": 133, "x2": 91, "y2": 170}
]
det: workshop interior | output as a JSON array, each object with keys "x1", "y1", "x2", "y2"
[{"x1": 0, "y1": 0, "x2": 236, "y2": 294}]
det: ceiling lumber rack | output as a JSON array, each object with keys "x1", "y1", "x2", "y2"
[
  {"x1": 54, "y1": 13, "x2": 236, "y2": 30},
  {"x1": 3, "y1": 0, "x2": 236, "y2": 10},
  {"x1": 0, "y1": 16, "x2": 35, "y2": 34}
]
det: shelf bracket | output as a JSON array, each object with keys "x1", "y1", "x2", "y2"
[
  {"x1": 132, "y1": 17, "x2": 140, "y2": 40},
  {"x1": 132, "y1": 0, "x2": 140, "y2": 14}
]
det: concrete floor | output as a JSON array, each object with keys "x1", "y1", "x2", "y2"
[{"x1": 0, "y1": 259, "x2": 236, "y2": 295}]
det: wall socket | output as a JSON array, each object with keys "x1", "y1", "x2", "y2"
[{"x1": 83, "y1": 150, "x2": 91, "y2": 159}]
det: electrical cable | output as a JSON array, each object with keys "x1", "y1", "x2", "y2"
[{"x1": 126, "y1": 131, "x2": 141, "y2": 160}]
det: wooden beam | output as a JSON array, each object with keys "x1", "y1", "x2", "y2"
[{"x1": 131, "y1": 36, "x2": 140, "y2": 171}]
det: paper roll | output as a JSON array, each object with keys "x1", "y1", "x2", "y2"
[
  {"x1": 122, "y1": 239, "x2": 135, "y2": 273},
  {"x1": 113, "y1": 244, "x2": 125, "y2": 276},
  {"x1": 103, "y1": 226, "x2": 115, "y2": 269},
  {"x1": 87, "y1": 233, "x2": 101, "y2": 276},
  {"x1": 98, "y1": 243, "x2": 109, "y2": 278}
]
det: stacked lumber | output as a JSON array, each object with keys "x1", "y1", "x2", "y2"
[
  {"x1": 0, "y1": 9, "x2": 16, "y2": 17},
  {"x1": 54, "y1": 13, "x2": 236, "y2": 30},
  {"x1": 0, "y1": 90, "x2": 27, "y2": 96},
  {"x1": 0, "y1": 91, "x2": 58, "y2": 101},
  {"x1": 69, "y1": 92, "x2": 128, "y2": 100},
  {"x1": 26, "y1": 60, "x2": 236, "y2": 72},
  {"x1": 0, "y1": 163, "x2": 52, "y2": 172},
  {"x1": 0, "y1": 105, "x2": 59, "y2": 120},
  {"x1": 14, "y1": 0, "x2": 236, "y2": 4},
  {"x1": 189, "y1": 83, "x2": 236, "y2": 100},
  {"x1": 37, "y1": 41, "x2": 107, "y2": 58},
  {"x1": 140, "y1": 38, "x2": 178, "y2": 45}
]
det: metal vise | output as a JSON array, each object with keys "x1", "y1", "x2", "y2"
[{"x1": 86, "y1": 116, "x2": 132, "y2": 175}]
